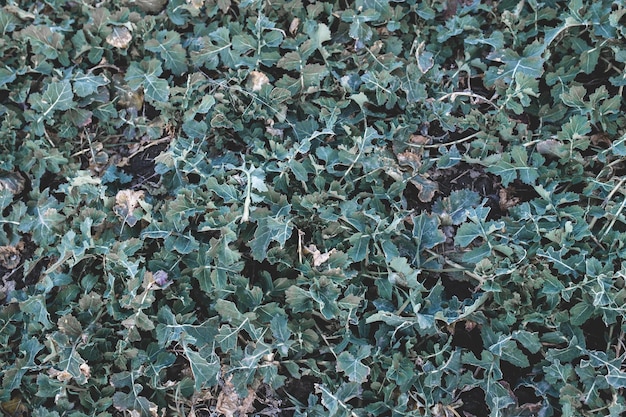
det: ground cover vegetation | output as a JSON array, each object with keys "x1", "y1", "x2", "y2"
[{"x1": 0, "y1": 0, "x2": 625, "y2": 415}]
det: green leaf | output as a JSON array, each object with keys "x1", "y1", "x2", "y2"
[
  {"x1": 310, "y1": 278, "x2": 341, "y2": 320},
  {"x1": 560, "y1": 85, "x2": 587, "y2": 108},
  {"x1": 215, "y1": 299, "x2": 247, "y2": 325},
  {"x1": 489, "y1": 336, "x2": 530, "y2": 368},
  {"x1": 432, "y1": 190, "x2": 481, "y2": 225},
  {"x1": 485, "y1": 382, "x2": 516, "y2": 415},
  {"x1": 249, "y1": 215, "x2": 293, "y2": 261},
  {"x1": 64, "y1": 107, "x2": 92, "y2": 128},
  {"x1": 347, "y1": 233, "x2": 370, "y2": 263},
  {"x1": 182, "y1": 119, "x2": 207, "y2": 138},
  {"x1": 461, "y1": 243, "x2": 492, "y2": 264},
  {"x1": 317, "y1": 382, "x2": 361, "y2": 416},
  {"x1": 125, "y1": 59, "x2": 170, "y2": 102},
  {"x1": 111, "y1": 373, "x2": 157, "y2": 417},
  {"x1": 409, "y1": 175, "x2": 438, "y2": 202},
  {"x1": 165, "y1": 233, "x2": 199, "y2": 254},
  {"x1": 580, "y1": 45, "x2": 601, "y2": 74},
  {"x1": 0, "y1": 9, "x2": 18, "y2": 35},
  {"x1": 486, "y1": 145, "x2": 539, "y2": 186},
  {"x1": 145, "y1": 30, "x2": 187, "y2": 76},
  {"x1": 16, "y1": 25, "x2": 64, "y2": 60},
  {"x1": 570, "y1": 301, "x2": 595, "y2": 325},
  {"x1": 0, "y1": 67, "x2": 16, "y2": 88},
  {"x1": 386, "y1": 353, "x2": 417, "y2": 392},
  {"x1": 216, "y1": 324, "x2": 239, "y2": 352},
  {"x1": 336, "y1": 346, "x2": 371, "y2": 383},
  {"x1": 544, "y1": 360, "x2": 575, "y2": 385},
  {"x1": 505, "y1": 72, "x2": 540, "y2": 114},
  {"x1": 402, "y1": 64, "x2": 427, "y2": 103},
  {"x1": 190, "y1": 28, "x2": 231, "y2": 70},
  {"x1": 302, "y1": 63, "x2": 329, "y2": 88},
  {"x1": 182, "y1": 342, "x2": 220, "y2": 390},
  {"x1": 465, "y1": 31, "x2": 505, "y2": 50},
  {"x1": 342, "y1": 9, "x2": 380, "y2": 42},
  {"x1": 270, "y1": 314, "x2": 293, "y2": 356},
  {"x1": 1, "y1": 337, "x2": 43, "y2": 393},
  {"x1": 19, "y1": 295, "x2": 53, "y2": 329},
  {"x1": 485, "y1": 41, "x2": 545, "y2": 87},
  {"x1": 412, "y1": 213, "x2": 446, "y2": 251},
  {"x1": 277, "y1": 52, "x2": 304, "y2": 71},
  {"x1": 52, "y1": 332, "x2": 89, "y2": 384},
  {"x1": 389, "y1": 256, "x2": 420, "y2": 288},
  {"x1": 586, "y1": 350, "x2": 626, "y2": 389},
  {"x1": 366, "y1": 308, "x2": 435, "y2": 334},
  {"x1": 285, "y1": 285, "x2": 314, "y2": 314},
  {"x1": 512, "y1": 330, "x2": 542, "y2": 354},
  {"x1": 29, "y1": 81, "x2": 75, "y2": 115},
  {"x1": 205, "y1": 177, "x2": 239, "y2": 203},
  {"x1": 72, "y1": 71, "x2": 109, "y2": 97},
  {"x1": 536, "y1": 247, "x2": 584, "y2": 277},
  {"x1": 455, "y1": 207, "x2": 502, "y2": 245},
  {"x1": 557, "y1": 114, "x2": 592, "y2": 142}
]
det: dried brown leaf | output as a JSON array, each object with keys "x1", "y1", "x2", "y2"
[
  {"x1": 304, "y1": 244, "x2": 336, "y2": 267},
  {"x1": 499, "y1": 188, "x2": 520, "y2": 211},
  {"x1": 0, "y1": 242, "x2": 23, "y2": 269},
  {"x1": 396, "y1": 151, "x2": 422, "y2": 169},
  {"x1": 289, "y1": 18, "x2": 300, "y2": 35},
  {"x1": 409, "y1": 134, "x2": 430, "y2": 145},
  {"x1": 106, "y1": 26, "x2": 132, "y2": 49},
  {"x1": 216, "y1": 377, "x2": 257, "y2": 417},
  {"x1": 0, "y1": 171, "x2": 26, "y2": 195},
  {"x1": 248, "y1": 71, "x2": 270, "y2": 92},
  {"x1": 114, "y1": 189, "x2": 145, "y2": 226}
]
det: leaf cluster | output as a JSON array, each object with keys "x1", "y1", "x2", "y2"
[{"x1": 1, "y1": 0, "x2": 626, "y2": 416}]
